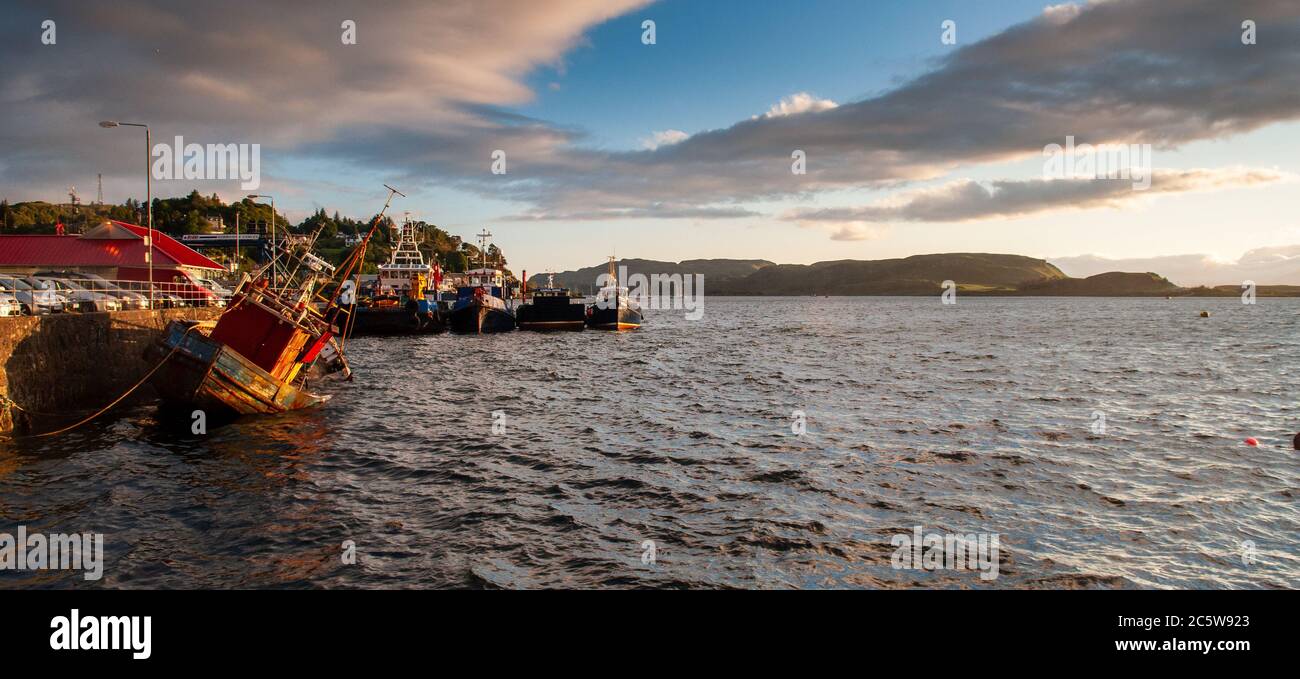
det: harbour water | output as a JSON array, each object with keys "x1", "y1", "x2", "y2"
[{"x1": 1, "y1": 297, "x2": 1297, "y2": 588}]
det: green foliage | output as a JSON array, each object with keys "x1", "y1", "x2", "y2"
[{"x1": 443, "y1": 250, "x2": 468, "y2": 272}]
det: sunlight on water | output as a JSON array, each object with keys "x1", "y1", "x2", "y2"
[{"x1": 2, "y1": 297, "x2": 1298, "y2": 588}]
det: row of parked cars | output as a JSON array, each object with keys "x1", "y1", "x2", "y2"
[{"x1": 0, "y1": 272, "x2": 234, "y2": 316}]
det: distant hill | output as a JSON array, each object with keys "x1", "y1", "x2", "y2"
[
  {"x1": 1182, "y1": 284, "x2": 1300, "y2": 297},
  {"x1": 712, "y1": 253, "x2": 1067, "y2": 295},
  {"x1": 529, "y1": 253, "x2": 1300, "y2": 296},
  {"x1": 1016, "y1": 272, "x2": 1179, "y2": 296},
  {"x1": 528, "y1": 258, "x2": 774, "y2": 292}
]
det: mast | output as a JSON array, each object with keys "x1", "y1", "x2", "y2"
[
  {"x1": 477, "y1": 229, "x2": 492, "y2": 270},
  {"x1": 609, "y1": 255, "x2": 618, "y2": 310}
]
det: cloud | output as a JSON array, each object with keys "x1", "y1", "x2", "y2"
[
  {"x1": 826, "y1": 223, "x2": 890, "y2": 242},
  {"x1": 505, "y1": 203, "x2": 761, "y2": 221},
  {"x1": 784, "y1": 168, "x2": 1289, "y2": 226},
  {"x1": 759, "y1": 93, "x2": 839, "y2": 119},
  {"x1": 640, "y1": 129, "x2": 689, "y2": 150},
  {"x1": 489, "y1": 0, "x2": 1300, "y2": 218},
  {"x1": 1052, "y1": 245, "x2": 1300, "y2": 286},
  {"x1": 0, "y1": 0, "x2": 650, "y2": 198},
  {"x1": 2, "y1": 0, "x2": 1299, "y2": 224},
  {"x1": 1041, "y1": 3, "x2": 1085, "y2": 24}
]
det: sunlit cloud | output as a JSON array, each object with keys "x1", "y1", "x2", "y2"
[{"x1": 784, "y1": 168, "x2": 1290, "y2": 227}]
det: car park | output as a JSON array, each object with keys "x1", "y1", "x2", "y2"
[
  {"x1": 60, "y1": 272, "x2": 151, "y2": 311},
  {"x1": 33, "y1": 276, "x2": 122, "y2": 313},
  {"x1": 0, "y1": 277, "x2": 69, "y2": 315}
]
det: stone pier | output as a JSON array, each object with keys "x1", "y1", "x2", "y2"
[{"x1": 0, "y1": 308, "x2": 223, "y2": 433}]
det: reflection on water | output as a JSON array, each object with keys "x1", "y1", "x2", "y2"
[{"x1": 1, "y1": 297, "x2": 1298, "y2": 588}]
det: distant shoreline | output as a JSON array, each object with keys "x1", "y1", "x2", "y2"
[
  {"x1": 532, "y1": 254, "x2": 1299, "y2": 298},
  {"x1": 707, "y1": 289, "x2": 1300, "y2": 298}
]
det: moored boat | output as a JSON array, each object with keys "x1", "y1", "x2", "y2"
[
  {"x1": 517, "y1": 273, "x2": 584, "y2": 331},
  {"x1": 586, "y1": 257, "x2": 642, "y2": 330},
  {"x1": 447, "y1": 229, "x2": 516, "y2": 334},
  {"x1": 341, "y1": 216, "x2": 446, "y2": 336}
]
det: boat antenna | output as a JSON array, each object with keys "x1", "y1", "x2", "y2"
[{"x1": 477, "y1": 229, "x2": 492, "y2": 270}]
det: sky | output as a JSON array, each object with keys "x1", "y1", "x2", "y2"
[{"x1": 3, "y1": 0, "x2": 1299, "y2": 285}]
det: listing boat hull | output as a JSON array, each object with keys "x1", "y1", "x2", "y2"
[
  {"x1": 148, "y1": 320, "x2": 330, "y2": 416},
  {"x1": 448, "y1": 301, "x2": 516, "y2": 334}
]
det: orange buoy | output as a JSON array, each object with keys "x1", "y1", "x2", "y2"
[{"x1": 1245, "y1": 437, "x2": 1259, "y2": 446}]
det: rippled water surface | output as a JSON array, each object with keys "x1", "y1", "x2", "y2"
[{"x1": 2, "y1": 297, "x2": 1298, "y2": 588}]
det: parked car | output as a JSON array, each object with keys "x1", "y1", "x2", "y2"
[
  {"x1": 0, "y1": 290, "x2": 22, "y2": 317},
  {"x1": 162, "y1": 271, "x2": 223, "y2": 307},
  {"x1": 60, "y1": 272, "x2": 150, "y2": 311},
  {"x1": 33, "y1": 276, "x2": 122, "y2": 313},
  {"x1": 192, "y1": 277, "x2": 233, "y2": 307},
  {"x1": 0, "y1": 277, "x2": 69, "y2": 315},
  {"x1": 21, "y1": 277, "x2": 75, "y2": 313},
  {"x1": 151, "y1": 286, "x2": 187, "y2": 308}
]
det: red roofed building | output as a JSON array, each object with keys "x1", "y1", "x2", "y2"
[{"x1": 0, "y1": 220, "x2": 225, "y2": 282}]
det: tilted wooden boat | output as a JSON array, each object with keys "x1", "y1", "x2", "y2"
[
  {"x1": 147, "y1": 185, "x2": 405, "y2": 417},
  {"x1": 149, "y1": 318, "x2": 330, "y2": 415}
]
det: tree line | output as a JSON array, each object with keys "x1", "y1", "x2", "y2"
[{"x1": 0, "y1": 192, "x2": 511, "y2": 276}]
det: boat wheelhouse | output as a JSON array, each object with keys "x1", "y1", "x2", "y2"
[{"x1": 376, "y1": 217, "x2": 435, "y2": 298}]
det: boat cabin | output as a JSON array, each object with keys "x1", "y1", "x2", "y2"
[
  {"x1": 594, "y1": 285, "x2": 640, "y2": 311},
  {"x1": 457, "y1": 267, "x2": 505, "y2": 300}
]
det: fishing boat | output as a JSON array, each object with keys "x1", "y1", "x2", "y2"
[
  {"x1": 447, "y1": 229, "x2": 516, "y2": 334},
  {"x1": 586, "y1": 257, "x2": 643, "y2": 330},
  {"x1": 517, "y1": 272, "x2": 585, "y2": 331},
  {"x1": 146, "y1": 186, "x2": 404, "y2": 416},
  {"x1": 341, "y1": 216, "x2": 445, "y2": 336}
]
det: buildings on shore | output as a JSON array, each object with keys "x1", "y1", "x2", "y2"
[{"x1": 0, "y1": 219, "x2": 225, "y2": 283}]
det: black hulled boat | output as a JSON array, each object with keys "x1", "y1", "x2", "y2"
[
  {"x1": 447, "y1": 229, "x2": 516, "y2": 334},
  {"x1": 344, "y1": 216, "x2": 446, "y2": 336},
  {"x1": 517, "y1": 273, "x2": 585, "y2": 330},
  {"x1": 586, "y1": 257, "x2": 642, "y2": 330}
]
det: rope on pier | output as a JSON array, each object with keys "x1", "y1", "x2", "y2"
[{"x1": 4, "y1": 323, "x2": 204, "y2": 439}]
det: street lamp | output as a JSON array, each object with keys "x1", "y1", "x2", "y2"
[
  {"x1": 247, "y1": 194, "x2": 276, "y2": 288},
  {"x1": 99, "y1": 120, "x2": 154, "y2": 310}
]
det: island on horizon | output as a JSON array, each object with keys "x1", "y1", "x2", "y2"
[{"x1": 529, "y1": 254, "x2": 1300, "y2": 297}]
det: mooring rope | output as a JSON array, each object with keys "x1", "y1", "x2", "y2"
[{"x1": 3, "y1": 323, "x2": 206, "y2": 439}]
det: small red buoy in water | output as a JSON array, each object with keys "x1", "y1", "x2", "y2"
[{"x1": 1245, "y1": 437, "x2": 1259, "y2": 446}]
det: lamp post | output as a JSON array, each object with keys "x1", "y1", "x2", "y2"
[
  {"x1": 233, "y1": 211, "x2": 240, "y2": 275},
  {"x1": 247, "y1": 194, "x2": 276, "y2": 288},
  {"x1": 99, "y1": 120, "x2": 153, "y2": 309}
]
